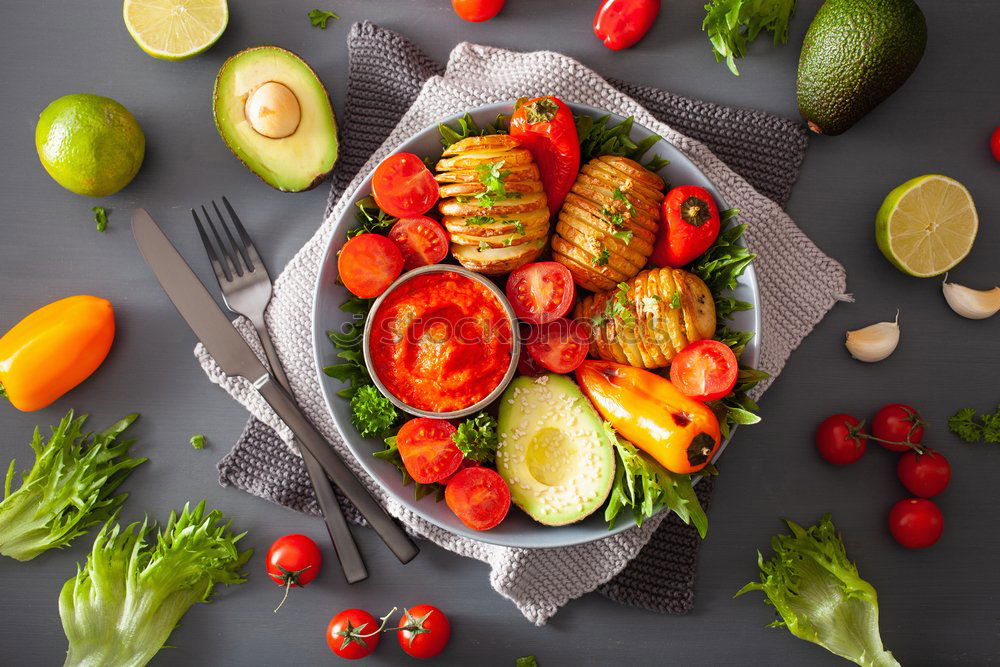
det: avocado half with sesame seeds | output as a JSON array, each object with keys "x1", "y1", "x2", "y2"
[
  {"x1": 213, "y1": 46, "x2": 338, "y2": 192},
  {"x1": 496, "y1": 375, "x2": 615, "y2": 526}
]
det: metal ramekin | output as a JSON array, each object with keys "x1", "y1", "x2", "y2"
[{"x1": 362, "y1": 264, "x2": 520, "y2": 419}]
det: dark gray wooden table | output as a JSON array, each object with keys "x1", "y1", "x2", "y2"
[{"x1": 2, "y1": 1, "x2": 998, "y2": 664}]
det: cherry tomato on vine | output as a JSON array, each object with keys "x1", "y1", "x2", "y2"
[
  {"x1": 651, "y1": 185, "x2": 722, "y2": 268},
  {"x1": 593, "y1": 0, "x2": 661, "y2": 51},
  {"x1": 505, "y1": 262, "x2": 576, "y2": 325},
  {"x1": 452, "y1": 0, "x2": 505, "y2": 22},
  {"x1": 371, "y1": 153, "x2": 439, "y2": 218},
  {"x1": 897, "y1": 449, "x2": 951, "y2": 498},
  {"x1": 525, "y1": 318, "x2": 590, "y2": 374},
  {"x1": 815, "y1": 414, "x2": 867, "y2": 465},
  {"x1": 669, "y1": 340, "x2": 739, "y2": 402},
  {"x1": 889, "y1": 498, "x2": 943, "y2": 549},
  {"x1": 338, "y1": 233, "x2": 404, "y2": 298},
  {"x1": 388, "y1": 217, "x2": 449, "y2": 270},
  {"x1": 509, "y1": 96, "x2": 580, "y2": 211},
  {"x1": 326, "y1": 609, "x2": 382, "y2": 659},
  {"x1": 397, "y1": 605, "x2": 452, "y2": 659},
  {"x1": 990, "y1": 126, "x2": 1000, "y2": 163},
  {"x1": 266, "y1": 534, "x2": 322, "y2": 612},
  {"x1": 870, "y1": 403, "x2": 925, "y2": 452},
  {"x1": 396, "y1": 418, "x2": 463, "y2": 484},
  {"x1": 446, "y1": 466, "x2": 511, "y2": 531}
]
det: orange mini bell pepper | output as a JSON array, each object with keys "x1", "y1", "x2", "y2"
[
  {"x1": 576, "y1": 360, "x2": 721, "y2": 474},
  {"x1": 0, "y1": 295, "x2": 115, "y2": 412}
]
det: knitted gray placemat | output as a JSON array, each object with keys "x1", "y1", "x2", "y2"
[{"x1": 216, "y1": 22, "x2": 814, "y2": 618}]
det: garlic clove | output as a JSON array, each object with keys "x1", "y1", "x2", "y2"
[
  {"x1": 942, "y1": 274, "x2": 1000, "y2": 320},
  {"x1": 845, "y1": 311, "x2": 900, "y2": 363}
]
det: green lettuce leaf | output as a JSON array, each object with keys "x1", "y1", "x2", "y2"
[
  {"x1": 603, "y1": 423, "x2": 707, "y2": 537},
  {"x1": 59, "y1": 501, "x2": 251, "y2": 667},
  {"x1": 736, "y1": 514, "x2": 900, "y2": 667},
  {"x1": 0, "y1": 411, "x2": 145, "y2": 561}
]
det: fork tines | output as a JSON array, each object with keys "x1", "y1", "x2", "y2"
[{"x1": 192, "y1": 197, "x2": 262, "y2": 282}]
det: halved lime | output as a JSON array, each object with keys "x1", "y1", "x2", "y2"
[
  {"x1": 875, "y1": 175, "x2": 979, "y2": 277},
  {"x1": 123, "y1": 0, "x2": 228, "y2": 61}
]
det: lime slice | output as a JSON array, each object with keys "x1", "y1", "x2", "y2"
[
  {"x1": 875, "y1": 175, "x2": 979, "y2": 277},
  {"x1": 123, "y1": 0, "x2": 228, "y2": 61}
]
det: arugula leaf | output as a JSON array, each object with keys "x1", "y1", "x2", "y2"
[
  {"x1": 703, "y1": 0, "x2": 796, "y2": 76},
  {"x1": 575, "y1": 114, "x2": 670, "y2": 172},
  {"x1": 323, "y1": 296, "x2": 374, "y2": 398},
  {"x1": 438, "y1": 112, "x2": 508, "y2": 149},
  {"x1": 92, "y1": 206, "x2": 108, "y2": 233},
  {"x1": 736, "y1": 514, "x2": 899, "y2": 667},
  {"x1": 350, "y1": 385, "x2": 399, "y2": 439},
  {"x1": 60, "y1": 501, "x2": 251, "y2": 667},
  {"x1": 347, "y1": 197, "x2": 397, "y2": 239},
  {"x1": 603, "y1": 423, "x2": 708, "y2": 536},
  {"x1": 307, "y1": 8, "x2": 339, "y2": 28},
  {"x1": 189, "y1": 434, "x2": 205, "y2": 450},
  {"x1": 453, "y1": 413, "x2": 499, "y2": 464},
  {"x1": 374, "y1": 437, "x2": 444, "y2": 501},
  {"x1": 690, "y1": 213, "x2": 756, "y2": 299},
  {"x1": 948, "y1": 405, "x2": 1000, "y2": 444},
  {"x1": 0, "y1": 411, "x2": 146, "y2": 562}
]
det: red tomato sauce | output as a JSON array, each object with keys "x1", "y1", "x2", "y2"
[{"x1": 369, "y1": 272, "x2": 512, "y2": 413}]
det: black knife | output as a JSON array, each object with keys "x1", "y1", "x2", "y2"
[{"x1": 132, "y1": 207, "x2": 418, "y2": 565}]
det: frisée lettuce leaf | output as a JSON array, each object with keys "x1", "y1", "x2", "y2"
[{"x1": 736, "y1": 514, "x2": 900, "y2": 667}]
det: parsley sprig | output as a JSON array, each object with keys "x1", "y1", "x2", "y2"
[
  {"x1": 452, "y1": 413, "x2": 499, "y2": 464},
  {"x1": 949, "y1": 405, "x2": 1000, "y2": 444},
  {"x1": 307, "y1": 8, "x2": 339, "y2": 29}
]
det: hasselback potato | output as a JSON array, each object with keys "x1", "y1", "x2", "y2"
[
  {"x1": 552, "y1": 156, "x2": 665, "y2": 291},
  {"x1": 575, "y1": 268, "x2": 716, "y2": 369},
  {"x1": 436, "y1": 135, "x2": 550, "y2": 275}
]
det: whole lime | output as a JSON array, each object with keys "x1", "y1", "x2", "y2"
[{"x1": 35, "y1": 94, "x2": 145, "y2": 197}]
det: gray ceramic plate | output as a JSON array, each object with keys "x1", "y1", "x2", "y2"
[{"x1": 313, "y1": 101, "x2": 761, "y2": 549}]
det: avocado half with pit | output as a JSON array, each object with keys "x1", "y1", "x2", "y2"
[
  {"x1": 497, "y1": 375, "x2": 615, "y2": 526},
  {"x1": 213, "y1": 46, "x2": 338, "y2": 192}
]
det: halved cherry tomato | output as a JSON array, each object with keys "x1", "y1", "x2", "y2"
[
  {"x1": 388, "y1": 216, "x2": 449, "y2": 270},
  {"x1": 889, "y1": 498, "x2": 943, "y2": 549},
  {"x1": 509, "y1": 97, "x2": 580, "y2": 211},
  {"x1": 516, "y1": 325, "x2": 545, "y2": 377},
  {"x1": 525, "y1": 318, "x2": 589, "y2": 374},
  {"x1": 338, "y1": 233, "x2": 404, "y2": 298},
  {"x1": 669, "y1": 340, "x2": 738, "y2": 402},
  {"x1": 396, "y1": 418, "x2": 463, "y2": 484},
  {"x1": 651, "y1": 185, "x2": 721, "y2": 268},
  {"x1": 371, "y1": 153, "x2": 439, "y2": 218},
  {"x1": 505, "y1": 262, "x2": 576, "y2": 324},
  {"x1": 990, "y1": 126, "x2": 1000, "y2": 163},
  {"x1": 451, "y1": 0, "x2": 505, "y2": 22},
  {"x1": 593, "y1": 0, "x2": 661, "y2": 51},
  {"x1": 445, "y1": 466, "x2": 511, "y2": 530},
  {"x1": 326, "y1": 609, "x2": 381, "y2": 659},
  {"x1": 397, "y1": 605, "x2": 451, "y2": 659}
]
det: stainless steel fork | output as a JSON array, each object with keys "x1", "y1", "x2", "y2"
[{"x1": 193, "y1": 197, "x2": 368, "y2": 584}]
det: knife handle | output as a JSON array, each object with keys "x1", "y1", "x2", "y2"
[{"x1": 256, "y1": 377, "x2": 419, "y2": 564}]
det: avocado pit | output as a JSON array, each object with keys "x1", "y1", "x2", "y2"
[{"x1": 244, "y1": 81, "x2": 301, "y2": 139}]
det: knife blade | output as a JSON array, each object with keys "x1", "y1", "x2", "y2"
[{"x1": 132, "y1": 208, "x2": 418, "y2": 564}]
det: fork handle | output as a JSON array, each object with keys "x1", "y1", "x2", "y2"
[{"x1": 249, "y1": 315, "x2": 369, "y2": 583}]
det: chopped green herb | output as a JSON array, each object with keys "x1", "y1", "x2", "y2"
[
  {"x1": 349, "y1": 386, "x2": 399, "y2": 439},
  {"x1": 465, "y1": 216, "x2": 496, "y2": 226},
  {"x1": 478, "y1": 240, "x2": 490, "y2": 252},
  {"x1": 610, "y1": 228, "x2": 633, "y2": 244},
  {"x1": 592, "y1": 246, "x2": 610, "y2": 267},
  {"x1": 374, "y1": 437, "x2": 444, "y2": 501},
  {"x1": 189, "y1": 435, "x2": 205, "y2": 450},
  {"x1": 948, "y1": 405, "x2": 1000, "y2": 444},
  {"x1": 473, "y1": 160, "x2": 511, "y2": 209},
  {"x1": 669, "y1": 291, "x2": 681, "y2": 309},
  {"x1": 503, "y1": 237, "x2": 514, "y2": 247},
  {"x1": 612, "y1": 188, "x2": 637, "y2": 218},
  {"x1": 92, "y1": 207, "x2": 108, "y2": 233},
  {"x1": 601, "y1": 206, "x2": 626, "y2": 228},
  {"x1": 513, "y1": 221, "x2": 526, "y2": 235},
  {"x1": 452, "y1": 413, "x2": 499, "y2": 464},
  {"x1": 307, "y1": 8, "x2": 339, "y2": 28},
  {"x1": 516, "y1": 658, "x2": 540, "y2": 667},
  {"x1": 703, "y1": 0, "x2": 795, "y2": 76}
]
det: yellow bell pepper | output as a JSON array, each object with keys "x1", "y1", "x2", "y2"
[
  {"x1": 0, "y1": 296, "x2": 115, "y2": 411},
  {"x1": 576, "y1": 360, "x2": 721, "y2": 474}
]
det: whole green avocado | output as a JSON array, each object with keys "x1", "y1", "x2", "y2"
[{"x1": 797, "y1": 0, "x2": 927, "y2": 135}]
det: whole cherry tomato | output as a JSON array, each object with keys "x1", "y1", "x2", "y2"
[
  {"x1": 452, "y1": 0, "x2": 505, "y2": 22},
  {"x1": 337, "y1": 233, "x2": 404, "y2": 298},
  {"x1": 897, "y1": 449, "x2": 951, "y2": 498},
  {"x1": 326, "y1": 609, "x2": 382, "y2": 659},
  {"x1": 990, "y1": 125, "x2": 1000, "y2": 163},
  {"x1": 398, "y1": 605, "x2": 452, "y2": 659},
  {"x1": 815, "y1": 414, "x2": 867, "y2": 465},
  {"x1": 371, "y1": 153, "x2": 439, "y2": 218},
  {"x1": 593, "y1": 0, "x2": 661, "y2": 51},
  {"x1": 651, "y1": 185, "x2": 722, "y2": 268},
  {"x1": 889, "y1": 498, "x2": 943, "y2": 549},
  {"x1": 509, "y1": 96, "x2": 580, "y2": 211},
  {"x1": 266, "y1": 534, "x2": 322, "y2": 612},
  {"x1": 871, "y1": 403, "x2": 924, "y2": 452}
]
